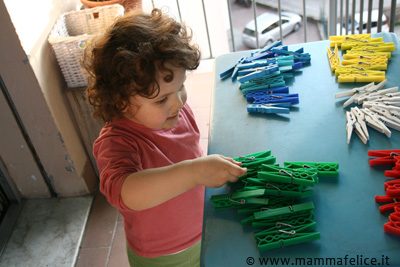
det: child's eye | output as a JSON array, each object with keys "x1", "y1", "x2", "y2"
[{"x1": 157, "y1": 97, "x2": 167, "y2": 104}]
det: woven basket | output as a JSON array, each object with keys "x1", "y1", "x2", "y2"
[{"x1": 48, "y1": 5, "x2": 124, "y2": 88}]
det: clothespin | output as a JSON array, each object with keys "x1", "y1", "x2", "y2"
[
  {"x1": 244, "y1": 179, "x2": 314, "y2": 199},
  {"x1": 247, "y1": 103, "x2": 291, "y2": 114},
  {"x1": 233, "y1": 150, "x2": 276, "y2": 169},
  {"x1": 346, "y1": 111, "x2": 368, "y2": 144},
  {"x1": 327, "y1": 44, "x2": 340, "y2": 72},
  {"x1": 245, "y1": 40, "x2": 282, "y2": 62},
  {"x1": 334, "y1": 67, "x2": 385, "y2": 77},
  {"x1": 237, "y1": 64, "x2": 280, "y2": 83},
  {"x1": 246, "y1": 87, "x2": 289, "y2": 101},
  {"x1": 340, "y1": 38, "x2": 385, "y2": 50},
  {"x1": 220, "y1": 56, "x2": 246, "y2": 80},
  {"x1": 345, "y1": 49, "x2": 392, "y2": 59},
  {"x1": 239, "y1": 71, "x2": 282, "y2": 89},
  {"x1": 384, "y1": 221, "x2": 400, "y2": 237},
  {"x1": 283, "y1": 162, "x2": 339, "y2": 177},
  {"x1": 329, "y1": 33, "x2": 372, "y2": 47},
  {"x1": 385, "y1": 179, "x2": 400, "y2": 197},
  {"x1": 237, "y1": 196, "x2": 296, "y2": 216},
  {"x1": 361, "y1": 108, "x2": 392, "y2": 137},
  {"x1": 351, "y1": 107, "x2": 369, "y2": 140},
  {"x1": 255, "y1": 221, "x2": 320, "y2": 251},
  {"x1": 241, "y1": 76, "x2": 286, "y2": 95},
  {"x1": 338, "y1": 72, "x2": 386, "y2": 83},
  {"x1": 368, "y1": 150, "x2": 400, "y2": 165},
  {"x1": 348, "y1": 43, "x2": 396, "y2": 53},
  {"x1": 254, "y1": 202, "x2": 315, "y2": 220},
  {"x1": 384, "y1": 206, "x2": 400, "y2": 236},
  {"x1": 342, "y1": 54, "x2": 388, "y2": 62},
  {"x1": 272, "y1": 49, "x2": 311, "y2": 64},
  {"x1": 341, "y1": 58, "x2": 388, "y2": 71},
  {"x1": 378, "y1": 198, "x2": 400, "y2": 213},
  {"x1": 335, "y1": 79, "x2": 387, "y2": 108},
  {"x1": 252, "y1": 93, "x2": 299, "y2": 105},
  {"x1": 210, "y1": 189, "x2": 268, "y2": 210},
  {"x1": 258, "y1": 166, "x2": 317, "y2": 187}
]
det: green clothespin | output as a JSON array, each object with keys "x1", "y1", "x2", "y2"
[
  {"x1": 255, "y1": 221, "x2": 320, "y2": 251},
  {"x1": 241, "y1": 202, "x2": 314, "y2": 226},
  {"x1": 258, "y1": 166, "x2": 317, "y2": 186},
  {"x1": 244, "y1": 179, "x2": 314, "y2": 199},
  {"x1": 237, "y1": 196, "x2": 295, "y2": 216},
  {"x1": 254, "y1": 202, "x2": 315, "y2": 220},
  {"x1": 234, "y1": 150, "x2": 276, "y2": 169},
  {"x1": 252, "y1": 213, "x2": 314, "y2": 229},
  {"x1": 210, "y1": 189, "x2": 268, "y2": 210},
  {"x1": 284, "y1": 161, "x2": 339, "y2": 177}
]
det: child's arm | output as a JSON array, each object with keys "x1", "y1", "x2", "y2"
[{"x1": 121, "y1": 154, "x2": 247, "y2": 211}]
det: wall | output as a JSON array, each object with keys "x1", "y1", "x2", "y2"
[{"x1": 1, "y1": 0, "x2": 95, "y2": 197}]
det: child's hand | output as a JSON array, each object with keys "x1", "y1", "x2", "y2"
[{"x1": 191, "y1": 155, "x2": 247, "y2": 188}]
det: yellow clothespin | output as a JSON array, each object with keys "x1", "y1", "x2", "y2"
[
  {"x1": 338, "y1": 72, "x2": 386, "y2": 83},
  {"x1": 342, "y1": 54, "x2": 388, "y2": 63},
  {"x1": 345, "y1": 50, "x2": 392, "y2": 58},
  {"x1": 329, "y1": 33, "x2": 372, "y2": 47},
  {"x1": 327, "y1": 44, "x2": 340, "y2": 72},
  {"x1": 341, "y1": 58, "x2": 387, "y2": 70},
  {"x1": 334, "y1": 66, "x2": 385, "y2": 77},
  {"x1": 348, "y1": 44, "x2": 396, "y2": 53},
  {"x1": 340, "y1": 37, "x2": 384, "y2": 50}
]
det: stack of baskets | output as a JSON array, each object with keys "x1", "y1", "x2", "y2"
[{"x1": 48, "y1": 4, "x2": 124, "y2": 88}]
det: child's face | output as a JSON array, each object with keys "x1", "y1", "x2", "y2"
[{"x1": 123, "y1": 66, "x2": 187, "y2": 129}]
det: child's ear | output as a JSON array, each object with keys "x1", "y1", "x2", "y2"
[{"x1": 117, "y1": 100, "x2": 129, "y2": 113}]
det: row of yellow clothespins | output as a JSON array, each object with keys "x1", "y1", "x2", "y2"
[{"x1": 327, "y1": 33, "x2": 395, "y2": 82}]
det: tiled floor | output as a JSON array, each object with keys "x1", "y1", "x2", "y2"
[{"x1": 75, "y1": 59, "x2": 215, "y2": 266}]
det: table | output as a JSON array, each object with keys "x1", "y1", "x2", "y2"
[{"x1": 201, "y1": 32, "x2": 400, "y2": 266}]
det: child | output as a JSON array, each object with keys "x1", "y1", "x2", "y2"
[{"x1": 84, "y1": 8, "x2": 247, "y2": 267}]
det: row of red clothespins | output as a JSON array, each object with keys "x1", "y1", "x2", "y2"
[{"x1": 369, "y1": 149, "x2": 400, "y2": 236}]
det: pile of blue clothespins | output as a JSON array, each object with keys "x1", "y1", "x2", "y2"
[{"x1": 220, "y1": 41, "x2": 311, "y2": 115}]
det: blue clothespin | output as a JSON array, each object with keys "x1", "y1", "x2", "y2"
[
  {"x1": 247, "y1": 103, "x2": 291, "y2": 114},
  {"x1": 237, "y1": 64, "x2": 280, "y2": 83},
  {"x1": 245, "y1": 40, "x2": 283, "y2": 62},
  {"x1": 241, "y1": 76, "x2": 286, "y2": 95},
  {"x1": 272, "y1": 49, "x2": 311, "y2": 63},
  {"x1": 246, "y1": 87, "x2": 289, "y2": 101},
  {"x1": 252, "y1": 93, "x2": 299, "y2": 105},
  {"x1": 219, "y1": 56, "x2": 246, "y2": 80}
]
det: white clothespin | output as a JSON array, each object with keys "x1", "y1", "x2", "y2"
[
  {"x1": 363, "y1": 102, "x2": 400, "y2": 112},
  {"x1": 335, "y1": 82, "x2": 375, "y2": 108},
  {"x1": 361, "y1": 108, "x2": 391, "y2": 137},
  {"x1": 356, "y1": 86, "x2": 398, "y2": 104},
  {"x1": 346, "y1": 110, "x2": 368, "y2": 144},
  {"x1": 351, "y1": 107, "x2": 369, "y2": 140},
  {"x1": 370, "y1": 106, "x2": 400, "y2": 128},
  {"x1": 366, "y1": 92, "x2": 400, "y2": 102}
]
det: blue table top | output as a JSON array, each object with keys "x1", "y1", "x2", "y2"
[{"x1": 201, "y1": 32, "x2": 400, "y2": 267}]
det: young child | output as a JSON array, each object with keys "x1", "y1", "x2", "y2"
[{"x1": 84, "y1": 8, "x2": 247, "y2": 267}]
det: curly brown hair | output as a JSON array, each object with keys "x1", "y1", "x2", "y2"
[{"x1": 83, "y1": 8, "x2": 201, "y2": 123}]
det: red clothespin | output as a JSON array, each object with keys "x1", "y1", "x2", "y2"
[
  {"x1": 384, "y1": 157, "x2": 400, "y2": 178},
  {"x1": 368, "y1": 149, "x2": 400, "y2": 166},
  {"x1": 384, "y1": 221, "x2": 400, "y2": 236},
  {"x1": 385, "y1": 179, "x2": 400, "y2": 197},
  {"x1": 375, "y1": 195, "x2": 400, "y2": 203},
  {"x1": 384, "y1": 206, "x2": 400, "y2": 236},
  {"x1": 378, "y1": 199, "x2": 400, "y2": 213}
]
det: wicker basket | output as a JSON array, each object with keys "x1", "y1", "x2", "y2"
[{"x1": 48, "y1": 5, "x2": 124, "y2": 88}]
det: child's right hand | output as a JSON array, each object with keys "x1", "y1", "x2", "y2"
[{"x1": 191, "y1": 155, "x2": 247, "y2": 188}]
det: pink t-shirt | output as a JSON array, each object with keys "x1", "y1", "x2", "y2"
[{"x1": 93, "y1": 103, "x2": 205, "y2": 258}]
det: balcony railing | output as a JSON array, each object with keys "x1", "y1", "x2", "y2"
[{"x1": 148, "y1": 0, "x2": 398, "y2": 58}]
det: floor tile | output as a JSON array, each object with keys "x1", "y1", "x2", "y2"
[
  {"x1": 0, "y1": 197, "x2": 92, "y2": 267},
  {"x1": 75, "y1": 247, "x2": 109, "y2": 267},
  {"x1": 80, "y1": 192, "x2": 119, "y2": 248},
  {"x1": 108, "y1": 222, "x2": 129, "y2": 267}
]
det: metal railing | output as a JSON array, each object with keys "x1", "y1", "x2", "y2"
[{"x1": 150, "y1": 0, "x2": 398, "y2": 58}]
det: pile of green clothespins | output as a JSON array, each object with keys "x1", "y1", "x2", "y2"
[{"x1": 210, "y1": 150, "x2": 339, "y2": 251}]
